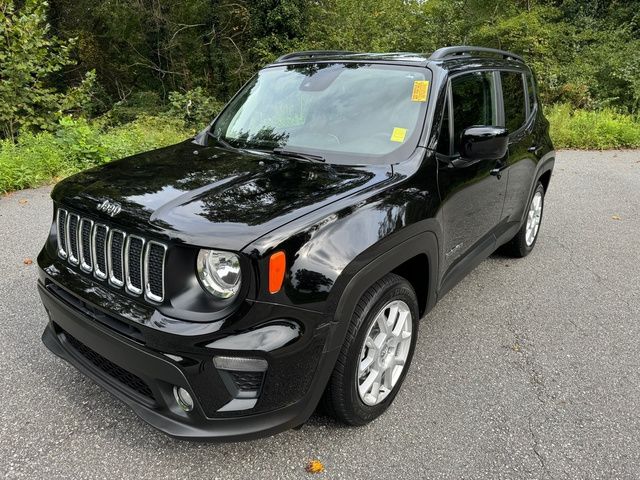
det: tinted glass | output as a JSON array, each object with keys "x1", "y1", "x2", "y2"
[
  {"x1": 212, "y1": 63, "x2": 431, "y2": 165},
  {"x1": 436, "y1": 99, "x2": 450, "y2": 155},
  {"x1": 451, "y1": 72, "x2": 496, "y2": 154},
  {"x1": 527, "y1": 73, "x2": 536, "y2": 112},
  {"x1": 501, "y1": 71, "x2": 526, "y2": 132}
]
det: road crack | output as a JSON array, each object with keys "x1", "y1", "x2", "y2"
[{"x1": 506, "y1": 326, "x2": 554, "y2": 478}]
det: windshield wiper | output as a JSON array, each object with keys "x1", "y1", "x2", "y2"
[{"x1": 272, "y1": 147, "x2": 325, "y2": 163}]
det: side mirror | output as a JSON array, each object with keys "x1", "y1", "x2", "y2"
[{"x1": 459, "y1": 126, "x2": 509, "y2": 161}]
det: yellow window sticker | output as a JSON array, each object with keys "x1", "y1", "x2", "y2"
[
  {"x1": 411, "y1": 80, "x2": 429, "y2": 102},
  {"x1": 390, "y1": 127, "x2": 407, "y2": 143}
]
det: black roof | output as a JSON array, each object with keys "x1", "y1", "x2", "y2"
[{"x1": 272, "y1": 46, "x2": 525, "y2": 68}]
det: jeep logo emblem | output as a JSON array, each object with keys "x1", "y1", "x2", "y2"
[{"x1": 97, "y1": 199, "x2": 122, "y2": 217}]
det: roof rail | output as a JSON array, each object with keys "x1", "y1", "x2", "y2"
[
  {"x1": 429, "y1": 46, "x2": 524, "y2": 63},
  {"x1": 275, "y1": 50, "x2": 358, "y2": 63}
]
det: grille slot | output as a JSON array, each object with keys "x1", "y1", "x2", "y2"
[
  {"x1": 63, "y1": 330, "x2": 155, "y2": 403},
  {"x1": 79, "y1": 219, "x2": 93, "y2": 272},
  {"x1": 230, "y1": 371, "x2": 264, "y2": 392},
  {"x1": 145, "y1": 242, "x2": 166, "y2": 302},
  {"x1": 55, "y1": 208, "x2": 166, "y2": 303},
  {"x1": 67, "y1": 213, "x2": 80, "y2": 265},
  {"x1": 125, "y1": 236, "x2": 144, "y2": 295},
  {"x1": 108, "y1": 230, "x2": 125, "y2": 287},
  {"x1": 93, "y1": 224, "x2": 109, "y2": 280},
  {"x1": 57, "y1": 209, "x2": 68, "y2": 259}
]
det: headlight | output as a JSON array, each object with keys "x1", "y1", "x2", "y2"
[{"x1": 196, "y1": 249, "x2": 241, "y2": 299}]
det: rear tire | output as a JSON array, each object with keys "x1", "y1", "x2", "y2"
[
  {"x1": 321, "y1": 273, "x2": 419, "y2": 425},
  {"x1": 503, "y1": 182, "x2": 545, "y2": 258}
]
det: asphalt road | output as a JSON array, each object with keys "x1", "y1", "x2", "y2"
[{"x1": 1, "y1": 150, "x2": 639, "y2": 479}]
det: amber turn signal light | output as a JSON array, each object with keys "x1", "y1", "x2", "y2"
[{"x1": 268, "y1": 251, "x2": 286, "y2": 294}]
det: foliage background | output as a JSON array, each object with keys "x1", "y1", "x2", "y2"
[{"x1": 1, "y1": 0, "x2": 639, "y2": 192}]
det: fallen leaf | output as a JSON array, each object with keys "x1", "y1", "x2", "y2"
[
  {"x1": 611, "y1": 214, "x2": 622, "y2": 221},
  {"x1": 23, "y1": 258, "x2": 33, "y2": 265},
  {"x1": 19, "y1": 198, "x2": 28, "y2": 205},
  {"x1": 306, "y1": 459, "x2": 325, "y2": 474}
]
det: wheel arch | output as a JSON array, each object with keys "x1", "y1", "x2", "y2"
[
  {"x1": 538, "y1": 168, "x2": 552, "y2": 192},
  {"x1": 535, "y1": 152, "x2": 555, "y2": 192},
  {"x1": 324, "y1": 230, "x2": 439, "y2": 353}
]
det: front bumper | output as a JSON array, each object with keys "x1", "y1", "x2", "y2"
[{"x1": 38, "y1": 280, "x2": 336, "y2": 441}]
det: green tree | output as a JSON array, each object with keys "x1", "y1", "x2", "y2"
[{"x1": 0, "y1": 0, "x2": 77, "y2": 140}]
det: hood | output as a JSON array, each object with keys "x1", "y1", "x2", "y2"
[{"x1": 52, "y1": 141, "x2": 390, "y2": 250}]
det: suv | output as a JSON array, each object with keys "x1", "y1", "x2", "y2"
[{"x1": 37, "y1": 46, "x2": 554, "y2": 441}]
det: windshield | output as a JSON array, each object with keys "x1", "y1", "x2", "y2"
[{"x1": 210, "y1": 63, "x2": 432, "y2": 165}]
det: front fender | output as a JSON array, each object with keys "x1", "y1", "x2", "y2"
[
  {"x1": 322, "y1": 229, "x2": 439, "y2": 352},
  {"x1": 243, "y1": 152, "x2": 440, "y2": 315}
]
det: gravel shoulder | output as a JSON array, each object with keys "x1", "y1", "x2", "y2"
[{"x1": 1, "y1": 150, "x2": 639, "y2": 479}]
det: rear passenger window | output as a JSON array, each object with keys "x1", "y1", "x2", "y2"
[
  {"x1": 527, "y1": 73, "x2": 536, "y2": 112},
  {"x1": 450, "y1": 72, "x2": 496, "y2": 155},
  {"x1": 501, "y1": 72, "x2": 526, "y2": 132}
]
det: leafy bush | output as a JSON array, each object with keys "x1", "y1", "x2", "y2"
[
  {"x1": 165, "y1": 88, "x2": 224, "y2": 130},
  {"x1": 548, "y1": 104, "x2": 640, "y2": 149},
  {"x1": 0, "y1": 116, "x2": 190, "y2": 193},
  {"x1": 0, "y1": 1, "x2": 96, "y2": 141},
  {"x1": 106, "y1": 91, "x2": 166, "y2": 126}
]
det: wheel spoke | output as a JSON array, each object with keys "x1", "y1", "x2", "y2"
[
  {"x1": 359, "y1": 368, "x2": 379, "y2": 397},
  {"x1": 394, "y1": 358, "x2": 406, "y2": 368},
  {"x1": 383, "y1": 368, "x2": 394, "y2": 389},
  {"x1": 392, "y1": 310, "x2": 409, "y2": 338},
  {"x1": 376, "y1": 310, "x2": 390, "y2": 335},
  {"x1": 359, "y1": 354, "x2": 374, "y2": 374},
  {"x1": 374, "y1": 331, "x2": 386, "y2": 349},
  {"x1": 367, "y1": 380, "x2": 381, "y2": 404},
  {"x1": 387, "y1": 303, "x2": 399, "y2": 329}
]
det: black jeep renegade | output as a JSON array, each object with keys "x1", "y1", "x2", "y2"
[{"x1": 37, "y1": 46, "x2": 554, "y2": 441}]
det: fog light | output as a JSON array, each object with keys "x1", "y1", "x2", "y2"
[{"x1": 173, "y1": 386, "x2": 194, "y2": 412}]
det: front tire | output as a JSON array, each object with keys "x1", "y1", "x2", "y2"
[
  {"x1": 503, "y1": 182, "x2": 545, "y2": 258},
  {"x1": 321, "y1": 273, "x2": 419, "y2": 425}
]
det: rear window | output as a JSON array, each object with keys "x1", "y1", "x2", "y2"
[{"x1": 501, "y1": 72, "x2": 526, "y2": 132}]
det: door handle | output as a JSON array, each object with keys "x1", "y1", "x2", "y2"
[{"x1": 528, "y1": 145, "x2": 542, "y2": 154}]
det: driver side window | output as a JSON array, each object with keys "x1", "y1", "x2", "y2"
[{"x1": 450, "y1": 72, "x2": 497, "y2": 155}]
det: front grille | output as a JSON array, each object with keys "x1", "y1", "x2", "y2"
[
  {"x1": 56, "y1": 208, "x2": 167, "y2": 303},
  {"x1": 64, "y1": 331, "x2": 155, "y2": 402},
  {"x1": 230, "y1": 371, "x2": 264, "y2": 391}
]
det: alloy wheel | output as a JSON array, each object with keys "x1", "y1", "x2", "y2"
[
  {"x1": 525, "y1": 191, "x2": 543, "y2": 246},
  {"x1": 356, "y1": 300, "x2": 413, "y2": 406}
]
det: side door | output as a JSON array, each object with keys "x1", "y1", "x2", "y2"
[
  {"x1": 499, "y1": 70, "x2": 539, "y2": 228},
  {"x1": 436, "y1": 70, "x2": 508, "y2": 287}
]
